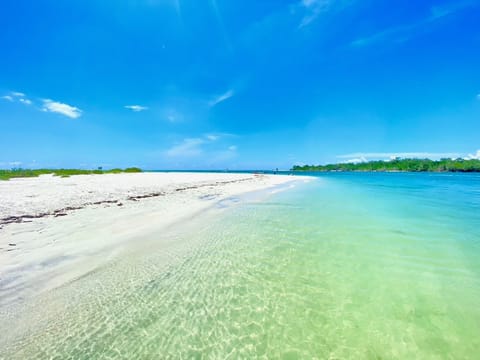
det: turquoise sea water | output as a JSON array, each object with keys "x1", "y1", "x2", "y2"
[{"x1": 2, "y1": 173, "x2": 480, "y2": 359}]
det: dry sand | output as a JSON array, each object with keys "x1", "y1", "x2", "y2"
[{"x1": 0, "y1": 172, "x2": 310, "y2": 305}]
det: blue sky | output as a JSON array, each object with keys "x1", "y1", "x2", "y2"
[{"x1": 1, "y1": 0, "x2": 479, "y2": 169}]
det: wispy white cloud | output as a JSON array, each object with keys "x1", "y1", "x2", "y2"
[
  {"x1": 351, "y1": 1, "x2": 476, "y2": 47},
  {"x1": 19, "y1": 98, "x2": 32, "y2": 105},
  {"x1": 338, "y1": 152, "x2": 462, "y2": 160},
  {"x1": 209, "y1": 89, "x2": 234, "y2": 107},
  {"x1": 298, "y1": 0, "x2": 331, "y2": 28},
  {"x1": 297, "y1": 0, "x2": 354, "y2": 28},
  {"x1": 164, "y1": 133, "x2": 233, "y2": 158},
  {"x1": 351, "y1": 26, "x2": 408, "y2": 47},
  {"x1": 464, "y1": 150, "x2": 480, "y2": 160},
  {"x1": 125, "y1": 105, "x2": 148, "y2": 112},
  {"x1": 206, "y1": 134, "x2": 220, "y2": 141},
  {"x1": 166, "y1": 138, "x2": 206, "y2": 158},
  {"x1": 342, "y1": 156, "x2": 367, "y2": 164},
  {"x1": 209, "y1": 0, "x2": 233, "y2": 53},
  {"x1": 2, "y1": 91, "x2": 33, "y2": 105},
  {"x1": 42, "y1": 99, "x2": 82, "y2": 119},
  {"x1": 430, "y1": 0, "x2": 476, "y2": 20}
]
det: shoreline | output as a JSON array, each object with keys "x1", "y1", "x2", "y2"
[
  {"x1": 0, "y1": 174, "x2": 256, "y2": 229},
  {"x1": 0, "y1": 172, "x2": 312, "y2": 306}
]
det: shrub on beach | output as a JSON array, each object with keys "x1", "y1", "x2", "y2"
[
  {"x1": 108, "y1": 168, "x2": 123, "y2": 173},
  {"x1": 123, "y1": 167, "x2": 142, "y2": 173}
]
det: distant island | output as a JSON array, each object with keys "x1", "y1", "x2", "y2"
[{"x1": 292, "y1": 158, "x2": 480, "y2": 172}]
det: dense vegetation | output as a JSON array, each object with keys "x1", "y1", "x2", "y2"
[
  {"x1": 292, "y1": 158, "x2": 480, "y2": 172},
  {"x1": 0, "y1": 167, "x2": 142, "y2": 181}
]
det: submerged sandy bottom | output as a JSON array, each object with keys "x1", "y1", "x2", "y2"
[{"x1": 0, "y1": 172, "x2": 308, "y2": 306}]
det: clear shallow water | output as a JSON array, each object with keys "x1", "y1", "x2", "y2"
[{"x1": 2, "y1": 173, "x2": 480, "y2": 359}]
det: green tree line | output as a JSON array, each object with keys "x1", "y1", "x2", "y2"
[{"x1": 292, "y1": 158, "x2": 480, "y2": 172}]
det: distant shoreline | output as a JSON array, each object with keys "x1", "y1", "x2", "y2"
[
  {"x1": 292, "y1": 169, "x2": 480, "y2": 173},
  {"x1": 292, "y1": 158, "x2": 480, "y2": 173},
  {"x1": 0, "y1": 167, "x2": 142, "y2": 181}
]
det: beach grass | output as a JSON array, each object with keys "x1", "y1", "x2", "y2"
[{"x1": 0, "y1": 167, "x2": 142, "y2": 181}]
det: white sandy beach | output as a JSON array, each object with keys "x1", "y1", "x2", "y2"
[{"x1": 0, "y1": 172, "x2": 309, "y2": 305}]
